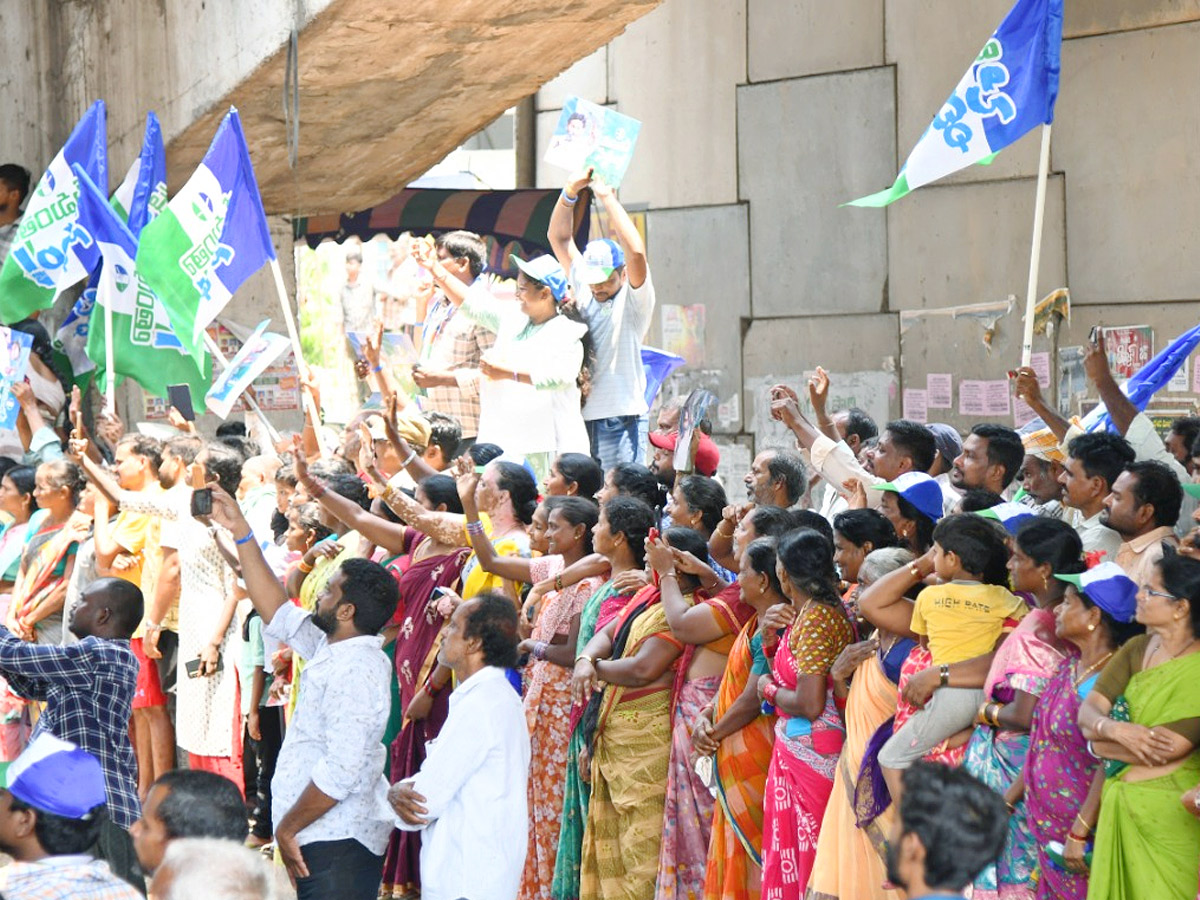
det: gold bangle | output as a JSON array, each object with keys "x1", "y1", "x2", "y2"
[
  {"x1": 298, "y1": 560, "x2": 314, "y2": 573},
  {"x1": 909, "y1": 563, "x2": 922, "y2": 579}
]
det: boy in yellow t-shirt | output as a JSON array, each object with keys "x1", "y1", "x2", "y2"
[{"x1": 879, "y1": 514, "x2": 1027, "y2": 793}]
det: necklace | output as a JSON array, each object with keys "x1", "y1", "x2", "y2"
[
  {"x1": 1073, "y1": 651, "x2": 1113, "y2": 687},
  {"x1": 1155, "y1": 635, "x2": 1199, "y2": 662}
]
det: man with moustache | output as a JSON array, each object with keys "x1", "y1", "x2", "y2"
[
  {"x1": 743, "y1": 449, "x2": 805, "y2": 508},
  {"x1": 886, "y1": 763, "x2": 1008, "y2": 900},
  {"x1": 205, "y1": 483, "x2": 400, "y2": 900}
]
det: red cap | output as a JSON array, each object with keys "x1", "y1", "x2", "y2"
[{"x1": 648, "y1": 430, "x2": 720, "y2": 477}]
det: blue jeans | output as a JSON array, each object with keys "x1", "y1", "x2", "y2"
[
  {"x1": 295, "y1": 838, "x2": 384, "y2": 900},
  {"x1": 586, "y1": 415, "x2": 648, "y2": 471}
]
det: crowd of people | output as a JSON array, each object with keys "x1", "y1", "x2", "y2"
[{"x1": 0, "y1": 162, "x2": 1194, "y2": 900}]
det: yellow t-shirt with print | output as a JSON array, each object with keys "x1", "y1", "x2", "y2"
[{"x1": 910, "y1": 581, "x2": 1027, "y2": 665}]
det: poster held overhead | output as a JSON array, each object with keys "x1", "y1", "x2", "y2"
[
  {"x1": 544, "y1": 97, "x2": 642, "y2": 189},
  {"x1": 205, "y1": 320, "x2": 290, "y2": 420}
]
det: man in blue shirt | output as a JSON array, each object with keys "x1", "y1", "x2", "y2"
[{"x1": 886, "y1": 762, "x2": 1008, "y2": 900}]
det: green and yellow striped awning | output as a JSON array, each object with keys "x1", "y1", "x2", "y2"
[{"x1": 292, "y1": 188, "x2": 590, "y2": 276}]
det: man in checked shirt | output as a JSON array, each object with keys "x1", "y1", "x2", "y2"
[{"x1": 0, "y1": 576, "x2": 145, "y2": 891}]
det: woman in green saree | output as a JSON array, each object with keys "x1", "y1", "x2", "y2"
[
  {"x1": 1079, "y1": 545, "x2": 1200, "y2": 900},
  {"x1": 550, "y1": 496, "x2": 656, "y2": 900}
]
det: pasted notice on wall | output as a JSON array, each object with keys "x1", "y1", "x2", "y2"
[
  {"x1": 661, "y1": 304, "x2": 706, "y2": 367},
  {"x1": 927, "y1": 374, "x2": 953, "y2": 409},
  {"x1": 746, "y1": 371, "x2": 895, "y2": 449},
  {"x1": 903, "y1": 389, "x2": 928, "y2": 424}
]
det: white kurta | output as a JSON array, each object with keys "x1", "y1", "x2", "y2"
[{"x1": 460, "y1": 289, "x2": 590, "y2": 459}]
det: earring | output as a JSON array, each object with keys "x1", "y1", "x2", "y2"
[
  {"x1": 1042, "y1": 573, "x2": 1049, "y2": 592},
  {"x1": 1087, "y1": 623, "x2": 1096, "y2": 632}
]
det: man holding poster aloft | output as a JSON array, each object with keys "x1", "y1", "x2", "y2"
[{"x1": 549, "y1": 170, "x2": 655, "y2": 471}]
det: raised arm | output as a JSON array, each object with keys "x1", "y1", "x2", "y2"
[
  {"x1": 591, "y1": 179, "x2": 647, "y2": 288},
  {"x1": 455, "y1": 457, "x2": 535, "y2": 581},
  {"x1": 548, "y1": 172, "x2": 591, "y2": 275},
  {"x1": 646, "y1": 537, "x2": 726, "y2": 645},
  {"x1": 412, "y1": 236, "x2": 470, "y2": 307},
  {"x1": 206, "y1": 485, "x2": 287, "y2": 625},
  {"x1": 1083, "y1": 340, "x2": 1138, "y2": 436},
  {"x1": 292, "y1": 436, "x2": 410, "y2": 556},
  {"x1": 858, "y1": 550, "x2": 926, "y2": 639},
  {"x1": 1012, "y1": 368, "x2": 1071, "y2": 442}
]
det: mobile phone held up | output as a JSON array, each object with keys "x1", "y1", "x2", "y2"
[{"x1": 189, "y1": 465, "x2": 212, "y2": 518}]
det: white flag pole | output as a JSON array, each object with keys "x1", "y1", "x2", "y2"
[
  {"x1": 104, "y1": 301, "x2": 116, "y2": 415},
  {"x1": 1020, "y1": 123, "x2": 1053, "y2": 367},
  {"x1": 201, "y1": 332, "x2": 281, "y2": 444},
  {"x1": 268, "y1": 256, "x2": 321, "y2": 425}
]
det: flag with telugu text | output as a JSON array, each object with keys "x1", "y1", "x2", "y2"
[
  {"x1": 72, "y1": 165, "x2": 211, "y2": 404},
  {"x1": 846, "y1": 0, "x2": 1062, "y2": 208},
  {"x1": 0, "y1": 101, "x2": 107, "y2": 322},
  {"x1": 54, "y1": 112, "x2": 168, "y2": 386},
  {"x1": 136, "y1": 107, "x2": 276, "y2": 367}
]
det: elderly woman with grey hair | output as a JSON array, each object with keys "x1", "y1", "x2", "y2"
[
  {"x1": 151, "y1": 837, "x2": 276, "y2": 900},
  {"x1": 809, "y1": 546, "x2": 918, "y2": 900}
]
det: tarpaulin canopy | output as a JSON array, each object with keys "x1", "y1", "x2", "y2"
[{"x1": 292, "y1": 188, "x2": 591, "y2": 278}]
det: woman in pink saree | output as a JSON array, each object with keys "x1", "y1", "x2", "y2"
[{"x1": 757, "y1": 529, "x2": 854, "y2": 900}]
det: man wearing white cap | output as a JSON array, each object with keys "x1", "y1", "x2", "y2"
[
  {"x1": 548, "y1": 170, "x2": 655, "y2": 470},
  {"x1": 0, "y1": 734, "x2": 141, "y2": 898}
]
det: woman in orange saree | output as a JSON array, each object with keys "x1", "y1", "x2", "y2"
[{"x1": 697, "y1": 538, "x2": 788, "y2": 900}]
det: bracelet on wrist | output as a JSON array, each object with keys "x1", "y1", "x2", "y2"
[
  {"x1": 909, "y1": 562, "x2": 922, "y2": 579},
  {"x1": 574, "y1": 654, "x2": 596, "y2": 668},
  {"x1": 466, "y1": 519, "x2": 486, "y2": 536},
  {"x1": 554, "y1": 574, "x2": 564, "y2": 592},
  {"x1": 660, "y1": 571, "x2": 679, "y2": 581},
  {"x1": 939, "y1": 664, "x2": 950, "y2": 688},
  {"x1": 371, "y1": 364, "x2": 383, "y2": 373},
  {"x1": 532, "y1": 640, "x2": 548, "y2": 661},
  {"x1": 298, "y1": 559, "x2": 314, "y2": 574},
  {"x1": 762, "y1": 681, "x2": 780, "y2": 705},
  {"x1": 560, "y1": 189, "x2": 578, "y2": 206},
  {"x1": 1067, "y1": 830, "x2": 1089, "y2": 843},
  {"x1": 234, "y1": 530, "x2": 255, "y2": 546},
  {"x1": 401, "y1": 449, "x2": 418, "y2": 468}
]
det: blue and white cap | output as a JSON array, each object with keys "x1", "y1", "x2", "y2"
[
  {"x1": 576, "y1": 238, "x2": 626, "y2": 284},
  {"x1": 1, "y1": 734, "x2": 107, "y2": 819},
  {"x1": 1055, "y1": 561, "x2": 1139, "y2": 624},
  {"x1": 871, "y1": 471, "x2": 944, "y2": 524},
  {"x1": 510, "y1": 254, "x2": 569, "y2": 303},
  {"x1": 975, "y1": 502, "x2": 1038, "y2": 535}
]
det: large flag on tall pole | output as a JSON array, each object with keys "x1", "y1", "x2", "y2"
[
  {"x1": 846, "y1": 0, "x2": 1063, "y2": 208},
  {"x1": 71, "y1": 165, "x2": 211, "y2": 404},
  {"x1": 136, "y1": 108, "x2": 276, "y2": 367},
  {"x1": 54, "y1": 112, "x2": 167, "y2": 386},
  {"x1": 0, "y1": 101, "x2": 107, "y2": 322}
]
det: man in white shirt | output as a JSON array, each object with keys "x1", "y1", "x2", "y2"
[
  {"x1": 207, "y1": 484, "x2": 400, "y2": 900},
  {"x1": 549, "y1": 172, "x2": 655, "y2": 470},
  {"x1": 390, "y1": 592, "x2": 531, "y2": 900}
]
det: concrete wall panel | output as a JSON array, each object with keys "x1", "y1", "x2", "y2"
[
  {"x1": 885, "y1": 0, "x2": 1040, "y2": 185},
  {"x1": 1065, "y1": 2, "x2": 1200, "y2": 38},
  {"x1": 644, "y1": 204, "x2": 751, "y2": 433},
  {"x1": 738, "y1": 67, "x2": 894, "y2": 318},
  {"x1": 887, "y1": 175, "x2": 1066, "y2": 312},
  {"x1": 609, "y1": 0, "x2": 745, "y2": 209},
  {"x1": 1056, "y1": 23, "x2": 1200, "y2": 304},
  {"x1": 747, "y1": 0, "x2": 884, "y2": 82},
  {"x1": 742, "y1": 314, "x2": 899, "y2": 449}
]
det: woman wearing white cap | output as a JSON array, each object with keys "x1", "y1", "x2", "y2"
[{"x1": 452, "y1": 254, "x2": 592, "y2": 484}]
